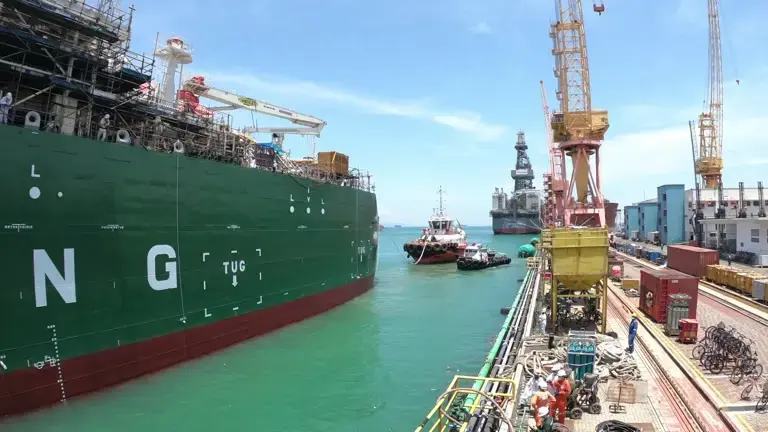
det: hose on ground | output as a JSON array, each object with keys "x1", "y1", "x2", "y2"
[
  {"x1": 511, "y1": 335, "x2": 641, "y2": 381},
  {"x1": 595, "y1": 420, "x2": 640, "y2": 432},
  {"x1": 434, "y1": 387, "x2": 514, "y2": 431}
]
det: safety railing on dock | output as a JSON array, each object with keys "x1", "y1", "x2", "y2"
[
  {"x1": 414, "y1": 375, "x2": 517, "y2": 432},
  {"x1": 416, "y1": 255, "x2": 541, "y2": 432}
]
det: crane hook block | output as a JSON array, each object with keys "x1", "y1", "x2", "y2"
[{"x1": 593, "y1": 3, "x2": 605, "y2": 14}]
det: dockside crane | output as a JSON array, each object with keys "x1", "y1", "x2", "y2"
[
  {"x1": 695, "y1": 0, "x2": 724, "y2": 191},
  {"x1": 689, "y1": 121, "x2": 705, "y2": 247},
  {"x1": 688, "y1": 0, "x2": 726, "y2": 249},
  {"x1": 549, "y1": 0, "x2": 609, "y2": 228},
  {"x1": 541, "y1": 80, "x2": 566, "y2": 228}
]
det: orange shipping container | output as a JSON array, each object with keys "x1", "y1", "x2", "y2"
[{"x1": 666, "y1": 245, "x2": 720, "y2": 278}]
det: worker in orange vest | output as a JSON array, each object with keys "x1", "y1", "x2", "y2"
[
  {"x1": 530, "y1": 380, "x2": 553, "y2": 428},
  {"x1": 550, "y1": 369, "x2": 571, "y2": 423}
]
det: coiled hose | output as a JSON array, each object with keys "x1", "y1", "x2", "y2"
[
  {"x1": 509, "y1": 335, "x2": 642, "y2": 381},
  {"x1": 595, "y1": 420, "x2": 640, "y2": 432}
]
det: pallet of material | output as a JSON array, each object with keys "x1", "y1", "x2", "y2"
[{"x1": 317, "y1": 151, "x2": 349, "y2": 175}]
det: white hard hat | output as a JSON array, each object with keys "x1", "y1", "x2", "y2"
[
  {"x1": 538, "y1": 406, "x2": 549, "y2": 416},
  {"x1": 538, "y1": 380, "x2": 547, "y2": 390},
  {"x1": 557, "y1": 370, "x2": 567, "y2": 377}
]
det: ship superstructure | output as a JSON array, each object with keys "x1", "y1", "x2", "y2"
[
  {"x1": 490, "y1": 131, "x2": 543, "y2": 234},
  {"x1": 0, "y1": 0, "x2": 377, "y2": 417},
  {"x1": 403, "y1": 186, "x2": 467, "y2": 264}
]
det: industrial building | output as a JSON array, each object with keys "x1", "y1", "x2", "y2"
[
  {"x1": 698, "y1": 218, "x2": 768, "y2": 265},
  {"x1": 638, "y1": 201, "x2": 658, "y2": 242},
  {"x1": 684, "y1": 187, "x2": 768, "y2": 244},
  {"x1": 623, "y1": 184, "x2": 768, "y2": 258},
  {"x1": 622, "y1": 184, "x2": 688, "y2": 245},
  {"x1": 623, "y1": 205, "x2": 639, "y2": 239},
  {"x1": 658, "y1": 184, "x2": 686, "y2": 244}
]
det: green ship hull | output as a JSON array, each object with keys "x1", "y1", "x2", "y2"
[{"x1": 0, "y1": 126, "x2": 378, "y2": 416}]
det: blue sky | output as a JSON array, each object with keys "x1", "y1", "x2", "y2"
[{"x1": 126, "y1": 0, "x2": 768, "y2": 226}]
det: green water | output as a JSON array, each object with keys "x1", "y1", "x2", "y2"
[{"x1": 2, "y1": 227, "x2": 530, "y2": 432}]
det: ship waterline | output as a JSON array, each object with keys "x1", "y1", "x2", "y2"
[{"x1": 0, "y1": 127, "x2": 378, "y2": 417}]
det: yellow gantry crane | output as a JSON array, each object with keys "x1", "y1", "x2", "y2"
[
  {"x1": 549, "y1": 0, "x2": 609, "y2": 228},
  {"x1": 695, "y1": 0, "x2": 724, "y2": 189}
]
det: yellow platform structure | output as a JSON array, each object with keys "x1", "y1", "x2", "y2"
[{"x1": 542, "y1": 227, "x2": 609, "y2": 333}]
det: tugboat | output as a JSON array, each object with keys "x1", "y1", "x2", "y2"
[
  {"x1": 403, "y1": 187, "x2": 467, "y2": 264},
  {"x1": 457, "y1": 243, "x2": 512, "y2": 271}
]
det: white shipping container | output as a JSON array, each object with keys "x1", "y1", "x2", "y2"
[
  {"x1": 752, "y1": 279, "x2": 768, "y2": 302},
  {"x1": 646, "y1": 231, "x2": 659, "y2": 242},
  {"x1": 631, "y1": 230, "x2": 639, "y2": 240},
  {"x1": 759, "y1": 255, "x2": 768, "y2": 267}
]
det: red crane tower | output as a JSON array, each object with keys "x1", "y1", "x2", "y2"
[{"x1": 541, "y1": 80, "x2": 566, "y2": 228}]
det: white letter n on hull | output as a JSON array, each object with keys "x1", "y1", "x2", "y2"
[{"x1": 33, "y1": 248, "x2": 76, "y2": 308}]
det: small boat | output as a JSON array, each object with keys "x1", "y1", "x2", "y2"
[
  {"x1": 403, "y1": 187, "x2": 467, "y2": 264},
  {"x1": 457, "y1": 243, "x2": 512, "y2": 270}
]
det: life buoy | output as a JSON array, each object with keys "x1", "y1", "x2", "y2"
[
  {"x1": 173, "y1": 140, "x2": 185, "y2": 153},
  {"x1": 24, "y1": 111, "x2": 40, "y2": 128},
  {"x1": 116, "y1": 129, "x2": 131, "y2": 144}
]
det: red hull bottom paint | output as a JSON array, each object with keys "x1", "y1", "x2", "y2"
[
  {"x1": 493, "y1": 228, "x2": 541, "y2": 235},
  {"x1": 415, "y1": 252, "x2": 459, "y2": 264},
  {"x1": 0, "y1": 275, "x2": 375, "y2": 418}
]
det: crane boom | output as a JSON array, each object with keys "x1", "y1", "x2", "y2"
[
  {"x1": 696, "y1": 0, "x2": 724, "y2": 189},
  {"x1": 182, "y1": 78, "x2": 327, "y2": 136},
  {"x1": 550, "y1": 0, "x2": 608, "y2": 142}
]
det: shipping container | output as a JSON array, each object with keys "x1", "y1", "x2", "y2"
[
  {"x1": 638, "y1": 268, "x2": 699, "y2": 323},
  {"x1": 753, "y1": 279, "x2": 768, "y2": 302},
  {"x1": 666, "y1": 245, "x2": 720, "y2": 278}
]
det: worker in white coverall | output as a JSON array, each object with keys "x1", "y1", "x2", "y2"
[
  {"x1": 539, "y1": 310, "x2": 547, "y2": 334},
  {"x1": 0, "y1": 92, "x2": 12, "y2": 124},
  {"x1": 97, "y1": 114, "x2": 110, "y2": 141}
]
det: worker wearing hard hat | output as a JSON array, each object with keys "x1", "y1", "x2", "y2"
[
  {"x1": 627, "y1": 313, "x2": 639, "y2": 354},
  {"x1": 530, "y1": 380, "x2": 553, "y2": 429},
  {"x1": 537, "y1": 405, "x2": 555, "y2": 432},
  {"x1": 550, "y1": 369, "x2": 571, "y2": 424}
]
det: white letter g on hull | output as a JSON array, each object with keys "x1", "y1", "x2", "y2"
[{"x1": 147, "y1": 244, "x2": 178, "y2": 291}]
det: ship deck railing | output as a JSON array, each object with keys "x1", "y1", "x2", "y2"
[{"x1": 2, "y1": 0, "x2": 133, "y2": 43}]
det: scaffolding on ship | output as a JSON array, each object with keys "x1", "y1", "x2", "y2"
[{"x1": 0, "y1": 0, "x2": 373, "y2": 192}]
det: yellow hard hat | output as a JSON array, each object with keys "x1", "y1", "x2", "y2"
[{"x1": 630, "y1": 313, "x2": 638, "y2": 318}]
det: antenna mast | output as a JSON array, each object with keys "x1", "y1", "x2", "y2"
[{"x1": 437, "y1": 186, "x2": 445, "y2": 215}]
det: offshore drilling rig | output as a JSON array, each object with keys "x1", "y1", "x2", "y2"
[{"x1": 490, "y1": 132, "x2": 543, "y2": 235}]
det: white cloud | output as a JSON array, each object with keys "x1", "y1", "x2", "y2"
[
  {"x1": 469, "y1": 22, "x2": 492, "y2": 34},
  {"x1": 187, "y1": 71, "x2": 508, "y2": 142},
  {"x1": 599, "y1": 69, "x2": 767, "y2": 205}
]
